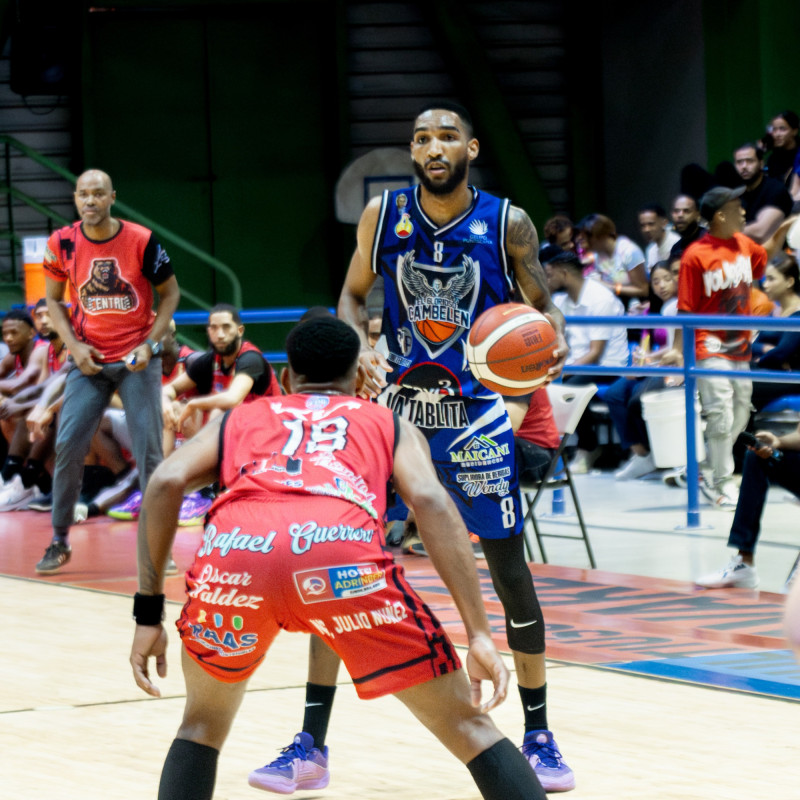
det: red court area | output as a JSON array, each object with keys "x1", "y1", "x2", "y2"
[{"x1": 4, "y1": 510, "x2": 797, "y2": 700}]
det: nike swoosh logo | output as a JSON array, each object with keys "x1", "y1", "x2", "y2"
[
  {"x1": 509, "y1": 619, "x2": 538, "y2": 628},
  {"x1": 304, "y1": 702, "x2": 323, "y2": 708},
  {"x1": 526, "y1": 703, "x2": 545, "y2": 712}
]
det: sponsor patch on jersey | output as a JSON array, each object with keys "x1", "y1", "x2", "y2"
[
  {"x1": 395, "y1": 213, "x2": 414, "y2": 238},
  {"x1": 294, "y1": 562, "x2": 387, "y2": 604},
  {"x1": 450, "y1": 434, "x2": 510, "y2": 466}
]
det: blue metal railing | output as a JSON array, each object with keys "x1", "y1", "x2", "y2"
[
  {"x1": 561, "y1": 313, "x2": 800, "y2": 529},
  {"x1": 172, "y1": 308, "x2": 800, "y2": 529}
]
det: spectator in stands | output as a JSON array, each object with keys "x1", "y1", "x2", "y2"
[
  {"x1": 669, "y1": 194, "x2": 705, "y2": 260},
  {"x1": 545, "y1": 250, "x2": 629, "y2": 473},
  {"x1": 607, "y1": 262, "x2": 679, "y2": 480},
  {"x1": 639, "y1": 203, "x2": 680, "y2": 270},
  {"x1": 696, "y1": 424, "x2": 800, "y2": 589},
  {"x1": 576, "y1": 213, "x2": 649, "y2": 304},
  {"x1": 660, "y1": 186, "x2": 767, "y2": 507},
  {"x1": 750, "y1": 253, "x2": 800, "y2": 411},
  {"x1": 734, "y1": 143, "x2": 793, "y2": 243},
  {"x1": 542, "y1": 215, "x2": 576, "y2": 252},
  {"x1": 762, "y1": 111, "x2": 799, "y2": 190}
]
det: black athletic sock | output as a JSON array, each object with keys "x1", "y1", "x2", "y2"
[
  {"x1": 158, "y1": 738, "x2": 219, "y2": 800},
  {"x1": 301, "y1": 682, "x2": 337, "y2": 748},
  {"x1": 87, "y1": 502, "x2": 101, "y2": 517},
  {"x1": 20, "y1": 459, "x2": 49, "y2": 491},
  {"x1": 53, "y1": 528, "x2": 69, "y2": 546},
  {"x1": 519, "y1": 683, "x2": 548, "y2": 732},
  {"x1": 1, "y1": 455, "x2": 24, "y2": 483},
  {"x1": 467, "y1": 738, "x2": 546, "y2": 800}
]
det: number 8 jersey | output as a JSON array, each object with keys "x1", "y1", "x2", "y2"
[{"x1": 372, "y1": 185, "x2": 515, "y2": 399}]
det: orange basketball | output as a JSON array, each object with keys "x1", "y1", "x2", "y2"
[{"x1": 465, "y1": 303, "x2": 557, "y2": 395}]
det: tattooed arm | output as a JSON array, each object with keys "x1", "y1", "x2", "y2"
[{"x1": 506, "y1": 205, "x2": 568, "y2": 379}]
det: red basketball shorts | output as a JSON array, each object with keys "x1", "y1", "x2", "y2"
[{"x1": 176, "y1": 497, "x2": 461, "y2": 699}]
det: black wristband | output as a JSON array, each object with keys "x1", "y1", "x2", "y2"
[{"x1": 133, "y1": 592, "x2": 166, "y2": 626}]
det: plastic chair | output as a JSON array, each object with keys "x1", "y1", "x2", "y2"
[{"x1": 519, "y1": 383, "x2": 598, "y2": 567}]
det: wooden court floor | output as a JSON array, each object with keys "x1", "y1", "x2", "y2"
[{"x1": 2, "y1": 510, "x2": 798, "y2": 799}]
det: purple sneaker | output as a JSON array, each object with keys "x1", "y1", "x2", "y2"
[
  {"x1": 248, "y1": 732, "x2": 329, "y2": 794},
  {"x1": 107, "y1": 490, "x2": 143, "y2": 520},
  {"x1": 177, "y1": 492, "x2": 213, "y2": 527},
  {"x1": 521, "y1": 730, "x2": 575, "y2": 792}
]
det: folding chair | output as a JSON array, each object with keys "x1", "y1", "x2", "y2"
[{"x1": 519, "y1": 383, "x2": 598, "y2": 567}]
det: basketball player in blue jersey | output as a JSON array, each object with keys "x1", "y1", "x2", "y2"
[{"x1": 248, "y1": 103, "x2": 576, "y2": 795}]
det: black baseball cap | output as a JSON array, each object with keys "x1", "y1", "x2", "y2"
[{"x1": 699, "y1": 185, "x2": 745, "y2": 221}]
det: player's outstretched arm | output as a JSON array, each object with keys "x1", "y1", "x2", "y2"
[
  {"x1": 392, "y1": 418, "x2": 508, "y2": 711},
  {"x1": 506, "y1": 206, "x2": 568, "y2": 380},
  {"x1": 130, "y1": 414, "x2": 221, "y2": 695}
]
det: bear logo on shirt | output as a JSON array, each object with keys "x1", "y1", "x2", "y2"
[{"x1": 79, "y1": 258, "x2": 138, "y2": 313}]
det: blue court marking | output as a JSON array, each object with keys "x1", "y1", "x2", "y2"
[{"x1": 607, "y1": 649, "x2": 800, "y2": 701}]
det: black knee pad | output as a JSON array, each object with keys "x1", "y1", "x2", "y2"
[{"x1": 482, "y1": 535, "x2": 546, "y2": 655}]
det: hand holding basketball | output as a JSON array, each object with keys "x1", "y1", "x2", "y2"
[{"x1": 465, "y1": 303, "x2": 558, "y2": 396}]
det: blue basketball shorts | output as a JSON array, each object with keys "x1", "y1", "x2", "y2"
[{"x1": 378, "y1": 385, "x2": 522, "y2": 539}]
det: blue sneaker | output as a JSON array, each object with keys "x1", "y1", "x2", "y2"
[
  {"x1": 248, "y1": 732, "x2": 330, "y2": 794},
  {"x1": 521, "y1": 730, "x2": 575, "y2": 792}
]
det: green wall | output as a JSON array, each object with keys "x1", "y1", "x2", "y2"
[
  {"x1": 81, "y1": 2, "x2": 342, "y2": 349},
  {"x1": 703, "y1": 0, "x2": 800, "y2": 167}
]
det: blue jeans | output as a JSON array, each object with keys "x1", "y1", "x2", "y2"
[
  {"x1": 52, "y1": 359, "x2": 163, "y2": 532},
  {"x1": 728, "y1": 448, "x2": 800, "y2": 554}
]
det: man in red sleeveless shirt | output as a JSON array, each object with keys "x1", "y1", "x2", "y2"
[
  {"x1": 162, "y1": 303, "x2": 280, "y2": 434},
  {"x1": 130, "y1": 317, "x2": 546, "y2": 800},
  {"x1": 35, "y1": 169, "x2": 180, "y2": 574}
]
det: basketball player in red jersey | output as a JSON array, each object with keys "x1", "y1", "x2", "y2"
[
  {"x1": 129, "y1": 317, "x2": 547, "y2": 800},
  {"x1": 36, "y1": 169, "x2": 180, "y2": 574}
]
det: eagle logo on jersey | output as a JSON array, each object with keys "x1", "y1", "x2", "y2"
[{"x1": 399, "y1": 250, "x2": 478, "y2": 357}]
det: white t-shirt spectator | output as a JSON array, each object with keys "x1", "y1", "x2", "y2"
[
  {"x1": 645, "y1": 230, "x2": 681, "y2": 270},
  {"x1": 554, "y1": 279, "x2": 630, "y2": 367}
]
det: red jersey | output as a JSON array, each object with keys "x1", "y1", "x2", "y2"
[
  {"x1": 516, "y1": 389, "x2": 560, "y2": 449},
  {"x1": 43, "y1": 220, "x2": 174, "y2": 362},
  {"x1": 47, "y1": 341, "x2": 67, "y2": 376},
  {"x1": 162, "y1": 344, "x2": 196, "y2": 385},
  {"x1": 678, "y1": 232, "x2": 767, "y2": 361},
  {"x1": 215, "y1": 393, "x2": 396, "y2": 522}
]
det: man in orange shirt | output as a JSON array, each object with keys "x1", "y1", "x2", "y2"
[
  {"x1": 36, "y1": 169, "x2": 180, "y2": 574},
  {"x1": 663, "y1": 186, "x2": 767, "y2": 507}
]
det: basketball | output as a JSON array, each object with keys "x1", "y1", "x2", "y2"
[{"x1": 465, "y1": 303, "x2": 557, "y2": 395}]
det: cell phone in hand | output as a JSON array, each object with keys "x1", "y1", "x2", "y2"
[
  {"x1": 737, "y1": 431, "x2": 764, "y2": 450},
  {"x1": 736, "y1": 431, "x2": 783, "y2": 462}
]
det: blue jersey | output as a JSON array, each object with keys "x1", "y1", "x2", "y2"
[{"x1": 371, "y1": 185, "x2": 515, "y2": 399}]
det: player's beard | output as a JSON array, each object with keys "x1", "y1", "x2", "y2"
[
  {"x1": 414, "y1": 154, "x2": 469, "y2": 195},
  {"x1": 214, "y1": 335, "x2": 241, "y2": 357}
]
